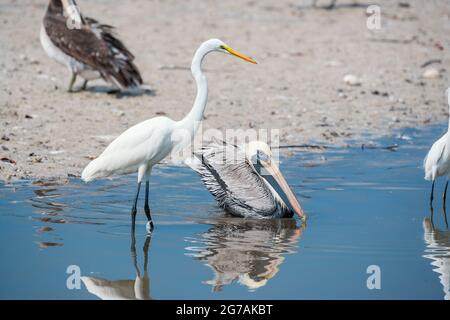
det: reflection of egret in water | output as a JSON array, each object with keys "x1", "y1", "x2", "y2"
[
  {"x1": 82, "y1": 233, "x2": 152, "y2": 300},
  {"x1": 185, "y1": 218, "x2": 305, "y2": 292},
  {"x1": 423, "y1": 209, "x2": 450, "y2": 300}
]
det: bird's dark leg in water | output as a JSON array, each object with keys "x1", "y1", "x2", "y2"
[
  {"x1": 131, "y1": 182, "x2": 142, "y2": 233},
  {"x1": 443, "y1": 192, "x2": 449, "y2": 229},
  {"x1": 144, "y1": 181, "x2": 154, "y2": 232},
  {"x1": 143, "y1": 234, "x2": 151, "y2": 271},
  {"x1": 430, "y1": 204, "x2": 435, "y2": 231},
  {"x1": 130, "y1": 227, "x2": 141, "y2": 278},
  {"x1": 430, "y1": 180, "x2": 435, "y2": 209},
  {"x1": 68, "y1": 73, "x2": 77, "y2": 92}
]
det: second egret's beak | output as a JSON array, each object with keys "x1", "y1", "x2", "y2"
[
  {"x1": 222, "y1": 45, "x2": 258, "y2": 64},
  {"x1": 260, "y1": 160, "x2": 306, "y2": 221}
]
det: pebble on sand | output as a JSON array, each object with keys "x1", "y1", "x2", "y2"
[
  {"x1": 343, "y1": 74, "x2": 361, "y2": 86},
  {"x1": 422, "y1": 68, "x2": 440, "y2": 79}
]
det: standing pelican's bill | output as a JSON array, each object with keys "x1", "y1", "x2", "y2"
[
  {"x1": 40, "y1": 0, "x2": 143, "y2": 92},
  {"x1": 186, "y1": 140, "x2": 306, "y2": 221},
  {"x1": 81, "y1": 39, "x2": 257, "y2": 234}
]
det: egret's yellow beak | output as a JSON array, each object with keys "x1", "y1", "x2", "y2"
[{"x1": 222, "y1": 45, "x2": 258, "y2": 64}]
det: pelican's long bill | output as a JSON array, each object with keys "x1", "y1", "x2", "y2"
[
  {"x1": 260, "y1": 159, "x2": 306, "y2": 221},
  {"x1": 222, "y1": 45, "x2": 258, "y2": 64}
]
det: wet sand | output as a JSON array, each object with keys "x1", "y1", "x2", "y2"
[{"x1": 0, "y1": 0, "x2": 449, "y2": 181}]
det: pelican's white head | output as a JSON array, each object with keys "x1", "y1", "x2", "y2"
[{"x1": 244, "y1": 141, "x2": 306, "y2": 221}]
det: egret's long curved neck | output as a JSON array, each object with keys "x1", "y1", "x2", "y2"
[{"x1": 176, "y1": 45, "x2": 209, "y2": 139}]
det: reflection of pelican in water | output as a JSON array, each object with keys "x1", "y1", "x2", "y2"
[
  {"x1": 423, "y1": 212, "x2": 450, "y2": 300},
  {"x1": 185, "y1": 218, "x2": 305, "y2": 292},
  {"x1": 186, "y1": 140, "x2": 306, "y2": 220},
  {"x1": 82, "y1": 233, "x2": 152, "y2": 300}
]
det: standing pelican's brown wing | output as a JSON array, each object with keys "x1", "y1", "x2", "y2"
[{"x1": 43, "y1": 12, "x2": 142, "y2": 88}]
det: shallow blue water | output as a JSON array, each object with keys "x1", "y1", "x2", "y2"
[{"x1": 1, "y1": 125, "x2": 449, "y2": 300}]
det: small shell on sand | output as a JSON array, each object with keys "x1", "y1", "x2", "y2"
[
  {"x1": 343, "y1": 74, "x2": 361, "y2": 86},
  {"x1": 422, "y1": 68, "x2": 440, "y2": 79}
]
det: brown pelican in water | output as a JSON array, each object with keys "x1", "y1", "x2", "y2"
[
  {"x1": 186, "y1": 140, "x2": 306, "y2": 221},
  {"x1": 40, "y1": 0, "x2": 142, "y2": 92}
]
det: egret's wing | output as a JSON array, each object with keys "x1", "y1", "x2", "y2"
[
  {"x1": 187, "y1": 140, "x2": 277, "y2": 215},
  {"x1": 82, "y1": 117, "x2": 174, "y2": 181},
  {"x1": 43, "y1": 12, "x2": 142, "y2": 88}
]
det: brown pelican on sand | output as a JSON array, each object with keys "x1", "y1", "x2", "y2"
[
  {"x1": 40, "y1": 0, "x2": 142, "y2": 92},
  {"x1": 186, "y1": 140, "x2": 306, "y2": 221}
]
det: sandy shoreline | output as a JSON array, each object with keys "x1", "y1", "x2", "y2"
[{"x1": 1, "y1": 0, "x2": 450, "y2": 182}]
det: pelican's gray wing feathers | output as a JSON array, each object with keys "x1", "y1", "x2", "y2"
[{"x1": 187, "y1": 140, "x2": 279, "y2": 218}]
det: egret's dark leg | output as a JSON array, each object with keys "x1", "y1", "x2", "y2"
[
  {"x1": 144, "y1": 181, "x2": 154, "y2": 232},
  {"x1": 68, "y1": 73, "x2": 77, "y2": 92},
  {"x1": 131, "y1": 182, "x2": 142, "y2": 233},
  {"x1": 443, "y1": 183, "x2": 449, "y2": 229},
  {"x1": 430, "y1": 180, "x2": 435, "y2": 209}
]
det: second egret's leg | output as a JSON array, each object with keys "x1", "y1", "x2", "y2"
[
  {"x1": 131, "y1": 182, "x2": 142, "y2": 233},
  {"x1": 430, "y1": 180, "x2": 435, "y2": 208},
  {"x1": 443, "y1": 181, "x2": 449, "y2": 210},
  {"x1": 144, "y1": 180, "x2": 154, "y2": 232}
]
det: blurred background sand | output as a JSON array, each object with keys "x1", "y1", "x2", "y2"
[{"x1": 0, "y1": 0, "x2": 449, "y2": 181}]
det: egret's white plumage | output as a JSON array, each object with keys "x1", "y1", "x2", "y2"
[
  {"x1": 424, "y1": 88, "x2": 450, "y2": 206},
  {"x1": 81, "y1": 39, "x2": 257, "y2": 232}
]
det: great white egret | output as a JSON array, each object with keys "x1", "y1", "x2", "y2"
[
  {"x1": 82, "y1": 39, "x2": 257, "y2": 233},
  {"x1": 186, "y1": 140, "x2": 306, "y2": 220},
  {"x1": 424, "y1": 88, "x2": 450, "y2": 208},
  {"x1": 40, "y1": 0, "x2": 142, "y2": 92}
]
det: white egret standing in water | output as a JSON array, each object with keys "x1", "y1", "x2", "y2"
[
  {"x1": 81, "y1": 39, "x2": 257, "y2": 233},
  {"x1": 424, "y1": 88, "x2": 450, "y2": 208}
]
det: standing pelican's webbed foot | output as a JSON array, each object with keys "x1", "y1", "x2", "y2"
[
  {"x1": 68, "y1": 73, "x2": 89, "y2": 93},
  {"x1": 144, "y1": 181, "x2": 154, "y2": 233}
]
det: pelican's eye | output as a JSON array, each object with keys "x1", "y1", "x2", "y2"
[{"x1": 257, "y1": 150, "x2": 269, "y2": 162}]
